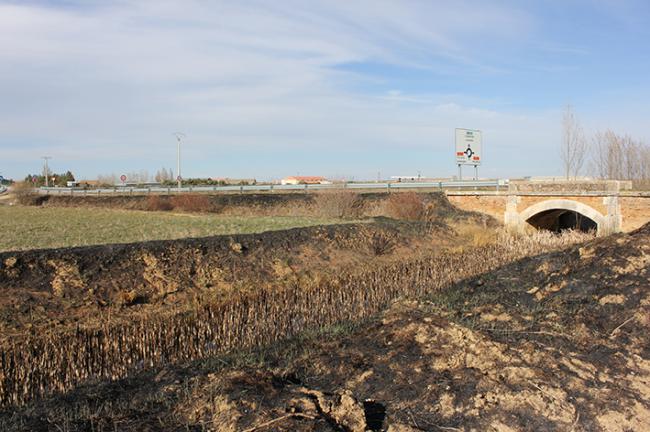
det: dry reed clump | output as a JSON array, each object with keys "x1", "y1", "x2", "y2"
[
  {"x1": 144, "y1": 195, "x2": 174, "y2": 211},
  {"x1": 13, "y1": 182, "x2": 45, "y2": 206},
  {"x1": 451, "y1": 223, "x2": 499, "y2": 248},
  {"x1": 497, "y1": 229, "x2": 594, "y2": 250},
  {"x1": 314, "y1": 191, "x2": 363, "y2": 219},
  {"x1": 170, "y1": 194, "x2": 214, "y2": 212},
  {"x1": 0, "y1": 231, "x2": 589, "y2": 408},
  {"x1": 384, "y1": 192, "x2": 425, "y2": 221}
]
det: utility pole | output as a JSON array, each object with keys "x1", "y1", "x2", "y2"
[
  {"x1": 42, "y1": 156, "x2": 52, "y2": 187},
  {"x1": 173, "y1": 133, "x2": 185, "y2": 188}
]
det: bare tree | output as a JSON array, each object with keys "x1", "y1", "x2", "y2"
[
  {"x1": 97, "y1": 173, "x2": 117, "y2": 186},
  {"x1": 590, "y1": 130, "x2": 650, "y2": 189},
  {"x1": 155, "y1": 167, "x2": 173, "y2": 183},
  {"x1": 591, "y1": 130, "x2": 618, "y2": 179},
  {"x1": 560, "y1": 105, "x2": 587, "y2": 179}
]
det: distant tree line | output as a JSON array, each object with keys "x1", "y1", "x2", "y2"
[
  {"x1": 25, "y1": 171, "x2": 75, "y2": 187},
  {"x1": 95, "y1": 168, "x2": 255, "y2": 187},
  {"x1": 561, "y1": 105, "x2": 650, "y2": 189}
]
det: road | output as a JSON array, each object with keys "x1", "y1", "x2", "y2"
[{"x1": 38, "y1": 180, "x2": 507, "y2": 196}]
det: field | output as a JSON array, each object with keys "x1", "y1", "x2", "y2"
[
  {"x1": 0, "y1": 205, "x2": 346, "y2": 251},
  {"x1": 0, "y1": 192, "x2": 647, "y2": 431}
]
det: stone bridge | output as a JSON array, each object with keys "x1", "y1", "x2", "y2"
[{"x1": 447, "y1": 180, "x2": 650, "y2": 236}]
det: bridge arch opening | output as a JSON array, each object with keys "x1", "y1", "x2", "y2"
[
  {"x1": 518, "y1": 199, "x2": 606, "y2": 235},
  {"x1": 525, "y1": 209, "x2": 597, "y2": 233}
]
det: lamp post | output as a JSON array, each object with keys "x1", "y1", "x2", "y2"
[
  {"x1": 42, "y1": 156, "x2": 52, "y2": 187},
  {"x1": 173, "y1": 133, "x2": 185, "y2": 188}
]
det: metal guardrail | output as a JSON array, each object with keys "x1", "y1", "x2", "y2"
[{"x1": 37, "y1": 180, "x2": 506, "y2": 196}]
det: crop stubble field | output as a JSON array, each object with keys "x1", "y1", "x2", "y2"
[{"x1": 0, "y1": 205, "x2": 347, "y2": 252}]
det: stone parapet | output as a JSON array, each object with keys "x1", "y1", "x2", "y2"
[{"x1": 509, "y1": 180, "x2": 631, "y2": 194}]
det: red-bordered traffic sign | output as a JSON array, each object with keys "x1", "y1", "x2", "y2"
[
  {"x1": 120, "y1": 174, "x2": 127, "y2": 182},
  {"x1": 176, "y1": 175, "x2": 182, "y2": 181}
]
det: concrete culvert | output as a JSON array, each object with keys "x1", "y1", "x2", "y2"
[{"x1": 526, "y1": 209, "x2": 598, "y2": 233}]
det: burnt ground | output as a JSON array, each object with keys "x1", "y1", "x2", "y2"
[
  {"x1": 0, "y1": 192, "x2": 490, "y2": 340},
  {"x1": 2, "y1": 224, "x2": 648, "y2": 431},
  {"x1": 0, "y1": 218, "x2": 466, "y2": 339},
  {"x1": 20, "y1": 191, "x2": 321, "y2": 214}
]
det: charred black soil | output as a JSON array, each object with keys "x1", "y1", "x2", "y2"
[{"x1": 2, "y1": 224, "x2": 647, "y2": 431}]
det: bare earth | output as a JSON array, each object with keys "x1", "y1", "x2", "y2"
[
  {"x1": 2, "y1": 223, "x2": 647, "y2": 431},
  {"x1": 174, "y1": 223, "x2": 650, "y2": 431}
]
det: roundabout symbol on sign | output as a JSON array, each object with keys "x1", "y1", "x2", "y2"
[{"x1": 464, "y1": 147, "x2": 474, "y2": 158}]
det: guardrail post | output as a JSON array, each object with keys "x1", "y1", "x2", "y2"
[
  {"x1": 304, "y1": 184, "x2": 308, "y2": 193},
  {"x1": 240, "y1": 185, "x2": 244, "y2": 194},
  {"x1": 270, "y1": 184, "x2": 274, "y2": 192}
]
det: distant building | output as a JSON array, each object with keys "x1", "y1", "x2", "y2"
[{"x1": 281, "y1": 176, "x2": 331, "y2": 185}]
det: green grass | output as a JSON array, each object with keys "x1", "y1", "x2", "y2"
[{"x1": 0, "y1": 205, "x2": 349, "y2": 252}]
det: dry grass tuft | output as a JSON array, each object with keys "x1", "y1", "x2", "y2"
[
  {"x1": 385, "y1": 192, "x2": 425, "y2": 221},
  {"x1": 144, "y1": 195, "x2": 173, "y2": 211},
  {"x1": 13, "y1": 182, "x2": 44, "y2": 206},
  {"x1": 315, "y1": 191, "x2": 363, "y2": 219},
  {"x1": 170, "y1": 194, "x2": 214, "y2": 212}
]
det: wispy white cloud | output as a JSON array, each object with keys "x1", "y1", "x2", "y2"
[{"x1": 0, "y1": 1, "x2": 643, "y2": 179}]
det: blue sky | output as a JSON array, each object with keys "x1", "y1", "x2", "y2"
[{"x1": 1, "y1": 0, "x2": 649, "y2": 181}]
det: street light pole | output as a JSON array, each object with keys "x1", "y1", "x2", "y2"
[
  {"x1": 42, "y1": 156, "x2": 52, "y2": 187},
  {"x1": 173, "y1": 133, "x2": 185, "y2": 188}
]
